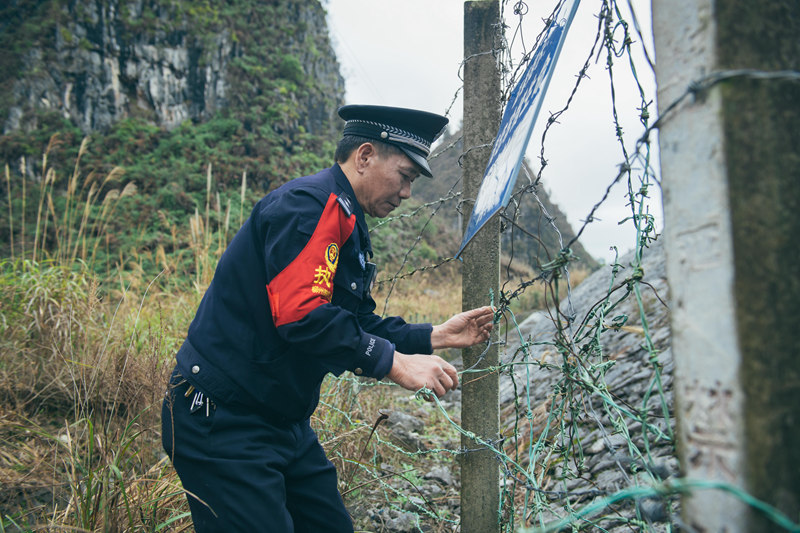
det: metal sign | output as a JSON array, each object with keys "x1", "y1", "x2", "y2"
[{"x1": 457, "y1": 0, "x2": 580, "y2": 258}]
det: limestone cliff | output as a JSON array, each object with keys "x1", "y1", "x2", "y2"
[{"x1": 1, "y1": 0, "x2": 344, "y2": 140}]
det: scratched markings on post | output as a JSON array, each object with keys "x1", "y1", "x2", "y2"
[{"x1": 682, "y1": 381, "x2": 740, "y2": 481}]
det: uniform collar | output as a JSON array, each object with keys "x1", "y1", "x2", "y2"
[{"x1": 332, "y1": 164, "x2": 372, "y2": 257}]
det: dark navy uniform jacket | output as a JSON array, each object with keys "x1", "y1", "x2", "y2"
[{"x1": 175, "y1": 164, "x2": 433, "y2": 422}]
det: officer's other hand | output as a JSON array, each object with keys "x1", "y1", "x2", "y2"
[
  {"x1": 387, "y1": 352, "x2": 458, "y2": 398},
  {"x1": 431, "y1": 306, "x2": 494, "y2": 350}
]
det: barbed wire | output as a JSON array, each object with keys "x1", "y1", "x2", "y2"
[{"x1": 325, "y1": 0, "x2": 800, "y2": 531}]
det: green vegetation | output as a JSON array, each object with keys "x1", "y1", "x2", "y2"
[
  {"x1": 0, "y1": 139, "x2": 484, "y2": 530},
  {"x1": 0, "y1": 0, "x2": 342, "y2": 279},
  {"x1": 0, "y1": 252, "x2": 469, "y2": 529},
  {"x1": 0, "y1": 3, "x2": 592, "y2": 529},
  {"x1": 0, "y1": 253, "x2": 195, "y2": 530}
]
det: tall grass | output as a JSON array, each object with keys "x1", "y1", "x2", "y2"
[
  {"x1": 0, "y1": 254, "x2": 195, "y2": 531},
  {"x1": 0, "y1": 135, "x2": 566, "y2": 532},
  {"x1": 0, "y1": 137, "x2": 205, "y2": 531},
  {"x1": 4, "y1": 137, "x2": 132, "y2": 273},
  {"x1": 0, "y1": 137, "x2": 277, "y2": 531}
]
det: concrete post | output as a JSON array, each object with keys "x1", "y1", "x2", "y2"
[
  {"x1": 653, "y1": 0, "x2": 800, "y2": 530},
  {"x1": 460, "y1": 2, "x2": 502, "y2": 532}
]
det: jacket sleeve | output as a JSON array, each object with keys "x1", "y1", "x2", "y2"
[
  {"x1": 357, "y1": 300, "x2": 434, "y2": 356},
  {"x1": 261, "y1": 188, "x2": 396, "y2": 379}
]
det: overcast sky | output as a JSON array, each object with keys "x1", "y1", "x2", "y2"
[{"x1": 324, "y1": 0, "x2": 660, "y2": 263}]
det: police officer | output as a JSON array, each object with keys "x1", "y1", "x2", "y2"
[{"x1": 162, "y1": 104, "x2": 494, "y2": 532}]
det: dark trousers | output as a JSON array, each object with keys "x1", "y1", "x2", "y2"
[{"x1": 161, "y1": 373, "x2": 354, "y2": 532}]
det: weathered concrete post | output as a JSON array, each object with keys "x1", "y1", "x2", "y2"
[
  {"x1": 653, "y1": 1, "x2": 800, "y2": 531},
  {"x1": 461, "y1": 1, "x2": 501, "y2": 532}
]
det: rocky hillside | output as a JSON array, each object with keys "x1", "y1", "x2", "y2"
[
  {"x1": 0, "y1": 0, "x2": 344, "y2": 200},
  {"x1": 2, "y1": 0, "x2": 343, "y2": 138},
  {"x1": 499, "y1": 237, "x2": 675, "y2": 530},
  {"x1": 0, "y1": 0, "x2": 346, "y2": 271},
  {"x1": 0, "y1": 0, "x2": 598, "y2": 281}
]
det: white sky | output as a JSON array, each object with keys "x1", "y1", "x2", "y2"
[{"x1": 324, "y1": 0, "x2": 661, "y2": 263}]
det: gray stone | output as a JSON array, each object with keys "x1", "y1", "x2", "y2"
[
  {"x1": 424, "y1": 465, "x2": 455, "y2": 487},
  {"x1": 402, "y1": 496, "x2": 426, "y2": 512},
  {"x1": 385, "y1": 511, "x2": 419, "y2": 533},
  {"x1": 382, "y1": 411, "x2": 426, "y2": 452},
  {"x1": 587, "y1": 433, "x2": 628, "y2": 455},
  {"x1": 638, "y1": 497, "x2": 668, "y2": 523},
  {"x1": 3, "y1": 0, "x2": 343, "y2": 138},
  {"x1": 490, "y1": 240, "x2": 679, "y2": 527},
  {"x1": 385, "y1": 411, "x2": 425, "y2": 434},
  {"x1": 421, "y1": 482, "x2": 444, "y2": 500}
]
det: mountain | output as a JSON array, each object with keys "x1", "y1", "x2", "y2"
[
  {"x1": 0, "y1": 0, "x2": 346, "y2": 271},
  {"x1": 0, "y1": 0, "x2": 344, "y2": 192},
  {"x1": 2, "y1": 0, "x2": 344, "y2": 137},
  {"x1": 0, "y1": 0, "x2": 597, "y2": 279}
]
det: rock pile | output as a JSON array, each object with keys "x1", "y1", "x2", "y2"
[
  {"x1": 354, "y1": 400, "x2": 463, "y2": 533},
  {"x1": 353, "y1": 239, "x2": 675, "y2": 532},
  {"x1": 498, "y1": 238, "x2": 677, "y2": 531}
]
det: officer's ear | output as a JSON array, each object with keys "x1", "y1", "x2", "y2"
[{"x1": 354, "y1": 142, "x2": 378, "y2": 171}]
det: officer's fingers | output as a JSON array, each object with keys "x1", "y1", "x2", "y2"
[
  {"x1": 441, "y1": 362, "x2": 459, "y2": 389},
  {"x1": 478, "y1": 306, "x2": 494, "y2": 321},
  {"x1": 471, "y1": 306, "x2": 493, "y2": 323},
  {"x1": 421, "y1": 376, "x2": 440, "y2": 399},
  {"x1": 422, "y1": 367, "x2": 444, "y2": 398},
  {"x1": 437, "y1": 369, "x2": 454, "y2": 393}
]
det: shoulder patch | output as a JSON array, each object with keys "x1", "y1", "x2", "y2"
[
  {"x1": 266, "y1": 193, "x2": 356, "y2": 327},
  {"x1": 337, "y1": 193, "x2": 354, "y2": 217}
]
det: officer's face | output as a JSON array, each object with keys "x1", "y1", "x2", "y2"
[{"x1": 361, "y1": 151, "x2": 420, "y2": 218}]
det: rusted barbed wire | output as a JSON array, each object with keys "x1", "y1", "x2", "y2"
[{"x1": 340, "y1": 1, "x2": 800, "y2": 531}]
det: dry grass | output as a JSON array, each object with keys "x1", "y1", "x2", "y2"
[
  {"x1": 0, "y1": 144, "x2": 201, "y2": 529},
  {"x1": 314, "y1": 376, "x2": 465, "y2": 532},
  {"x1": 372, "y1": 255, "x2": 590, "y2": 349},
  {"x1": 0, "y1": 255, "x2": 469, "y2": 531},
  {"x1": 0, "y1": 259, "x2": 193, "y2": 531},
  {"x1": 0, "y1": 140, "x2": 261, "y2": 530},
  {"x1": 374, "y1": 262, "x2": 463, "y2": 324},
  {"x1": 0, "y1": 138, "x2": 583, "y2": 532}
]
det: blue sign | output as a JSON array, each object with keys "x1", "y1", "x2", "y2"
[{"x1": 457, "y1": 0, "x2": 580, "y2": 258}]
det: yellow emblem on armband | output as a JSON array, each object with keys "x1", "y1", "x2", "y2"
[
  {"x1": 325, "y1": 243, "x2": 339, "y2": 270},
  {"x1": 311, "y1": 243, "x2": 339, "y2": 300}
]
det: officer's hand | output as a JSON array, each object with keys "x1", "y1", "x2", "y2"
[
  {"x1": 387, "y1": 352, "x2": 458, "y2": 398},
  {"x1": 431, "y1": 306, "x2": 494, "y2": 350}
]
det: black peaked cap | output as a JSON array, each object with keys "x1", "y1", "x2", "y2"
[{"x1": 338, "y1": 104, "x2": 449, "y2": 177}]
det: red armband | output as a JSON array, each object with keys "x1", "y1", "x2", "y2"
[{"x1": 266, "y1": 193, "x2": 356, "y2": 327}]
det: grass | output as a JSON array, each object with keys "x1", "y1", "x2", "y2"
[
  {"x1": 0, "y1": 257, "x2": 191, "y2": 531},
  {"x1": 0, "y1": 140, "x2": 466, "y2": 532},
  {"x1": 0, "y1": 141, "x2": 217, "y2": 530},
  {"x1": 0, "y1": 139, "x2": 579, "y2": 532},
  {"x1": 0, "y1": 256, "x2": 471, "y2": 531}
]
